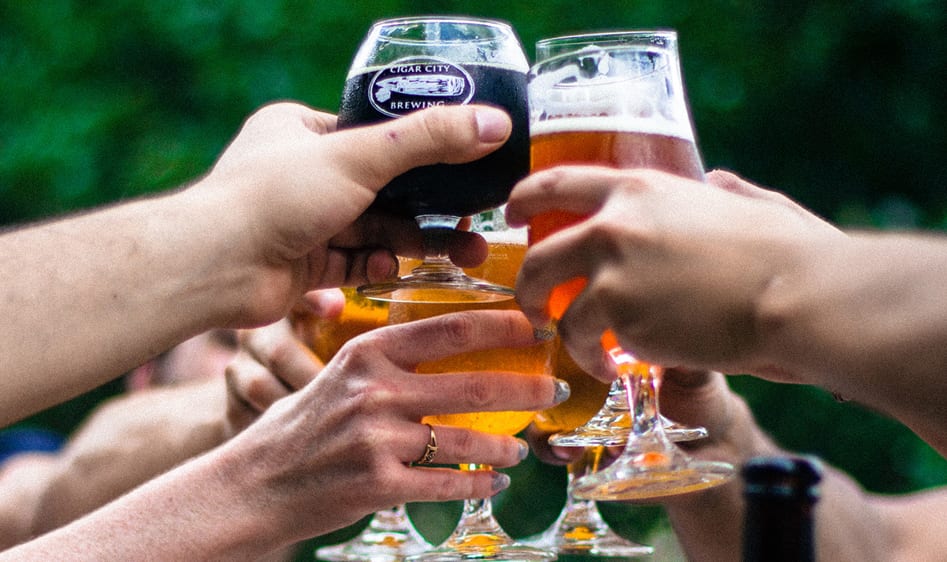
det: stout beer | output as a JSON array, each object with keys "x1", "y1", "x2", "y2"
[{"x1": 339, "y1": 62, "x2": 529, "y2": 219}]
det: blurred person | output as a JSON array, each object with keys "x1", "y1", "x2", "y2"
[
  {"x1": 527, "y1": 367, "x2": 947, "y2": 561},
  {"x1": 0, "y1": 101, "x2": 504, "y2": 427},
  {"x1": 508, "y1": 167, "x2": 947, "y2": 456},
  {"x1": 3, "y1": 309, "x2": 568, "y2": 559},
  {"x1": 0, "y1": 329, "x2": 242, "y2": 549}
]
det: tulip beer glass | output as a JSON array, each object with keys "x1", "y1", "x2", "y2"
[
  {"x1": 339, "y1": 16, "x2": 530, "y2": 303},
  {"x1": 528, "y1": 30, "x2": 735, "y2": 501}
]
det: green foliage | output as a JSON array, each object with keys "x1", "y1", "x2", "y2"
[{"x1": 3, "y1": 0, "x2": 947, "y2": 555}]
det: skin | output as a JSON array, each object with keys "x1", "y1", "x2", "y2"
[
  {"x1": 3, "y1": 310, "x2": 566, "y2": 560},
  {"x1": 508, "y1": 167, "x2": 947, "y2": 455},
  {"x1": 0, "y1": 102, "x2": 501, "y2": 427},
  {"x1": 528, "y1": 368, "x2": 947, "y2": 562}
]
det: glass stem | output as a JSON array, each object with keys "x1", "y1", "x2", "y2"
[
  {"x1": 609, "y1": 348, "x2": 672, "y2": 446},
  {"x1": 446, "y1": 464, "x2": 513, "y2": 547},
  {"x1": 562, "y1": 447, "x2": 608, "y2": 531},
  {"x1": 415, "y1": 214, "x2": 461, "y2": 271}
]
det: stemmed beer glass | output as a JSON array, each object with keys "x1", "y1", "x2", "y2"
[
  {"x1": 527, "y1": 348, "x2": 653, "y2": 558},
  {"x1": 291, "y1": 290, "x2": 431, "y2": 561},
  {"x1": 390, "y1": 208, "x2": 556, "y2": 561},
  {"x1": 527, "y1": 30, "x2": 735, "y2": 501},
  {"x1": 338, "y1": 16, "x2": 530, "y2": 303}
]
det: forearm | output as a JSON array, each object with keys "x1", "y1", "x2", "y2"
[
  {"x1": 757, "y1": 231, "x2": 947, "y2": 453},
  {"x1": 664, "y1": 395, "x2": 892, "y2": 561},
  {"x1": 6, "y1": 446, "x2": 288, "y2": 560},
  {"x1": 0, "y1": 187, "x2": 245, "y2": 425},
  {"x1": 32, "y1": 380, "x2": 227, "y2": 534}
]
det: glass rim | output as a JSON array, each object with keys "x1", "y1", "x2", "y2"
[
  {"x1": 536, "y1": 29, "x2": 678, "y2": 49},
  {"x1": 369, "y1": 15, "x2": 516, "y2": 44}
]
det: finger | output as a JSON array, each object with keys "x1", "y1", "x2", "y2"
[
  {"x1": 299, "y1": 289, "x2": 346, "y2": 320},
  {"x1": 241, "y1": 319, "x2": 323, "y2": 391},
  {"x1": 524, "y1": 423, "x2": 577, "y2": 465},
  {"x1": 396, "y1": 424, "x2": 527, "y2": 468},
  {"x1": 398, "y1": 371, "x2": 564, "y2": 418},
  {"x1": 325, "y1": 104, "x2": 513, "y2": 192},
  {"x1": 225, "y1": 351, "x2": 293, "y2": 414},
  {"x1": 505, "y1": 166, "x2": 625, "y2": 227},
  {"x1": 514, "y1": 222, "x2": 601, "y2": 327},
  {"x1": 315, "y1": 247, "x2": 399, "y2": 288},
  {"x1": 397, "y1": 466, "x2": 512, "y2": 503},
  {"x1": 369, "y1": 310, "x2": 539, "y2": 367}
]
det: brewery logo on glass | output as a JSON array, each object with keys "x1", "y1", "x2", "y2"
[{"x1": 369, "y1": 56, "x2": 475, "y2": 118}]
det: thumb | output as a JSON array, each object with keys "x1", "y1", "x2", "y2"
[{"x1": 325, "y1": 104, "x2": 513, "y2": 192}]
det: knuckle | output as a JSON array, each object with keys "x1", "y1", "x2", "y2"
[
  {"x1": 461, "y1": 375, "x2": 498, "y2": 409},
  {"x1": 451, "y1": 430, "x2": 477, "y2": 460},
  {"x1": 437, "y1": 312, "x2": 479, "y2": 349}
]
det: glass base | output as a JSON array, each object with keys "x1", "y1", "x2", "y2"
[
  {"x1": 315, "y1": 507, "x2": 431, "y2": 561},
  {"x1": 549, "y1": 389, "x2": 707, "y2": 447},
  {"x1": 405, "y1": 538, "x2": 555, "y2": 562},
  {"x1": 358, "y1": 272, "x2": 513, "y2": 304},
  {"x1": 523, "y1": 502, "x2": 653, "y2": 558},
  {"x1": 572, "y1": 445, "x2": 735, "y2": 501}
]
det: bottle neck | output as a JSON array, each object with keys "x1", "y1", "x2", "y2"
[
  {"x1": 742, "y1": 496, "x2": 815, "y2": 562},
  {"x1": 741, "y1": 456, "x2": 822, "y2": 562}
]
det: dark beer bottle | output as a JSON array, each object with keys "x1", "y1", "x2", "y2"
[{"x1": 742, "y1": 456, "x2": 823, "y2": 562}]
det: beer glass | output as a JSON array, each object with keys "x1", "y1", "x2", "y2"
[
  {"x1": 292, "y1": 290, "x2": 431, "y2": 561},
  {"x1": 526, "y1": 349, "x2": 653, "y2": 558},
  {"x1": 391, "y1": 208, "x2": 556, "y2": 561},
  {"x1": 528, "y1": 30, "x2": 735, "y2": 501},
  {"x1": 339, "y1": 16, "x2": 530, "y2": 303}
]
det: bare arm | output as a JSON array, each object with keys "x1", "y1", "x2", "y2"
[
  {"x1": 659, "y1": 370, "x2": 947, "y2": 562},
  {"x1": 2, "y1": 310, "x2": 565, "y2": 559},
  {"x1": 0, "y1": 103, "x2": 507, "y2": 426},
  {"x1": 29, "y1": 379, "x2": 226, "y2": 536},
  {"x1": 508, "y1": 168, "x2": 947, "y2": 455}
]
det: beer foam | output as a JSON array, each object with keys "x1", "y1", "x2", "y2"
[{"x1": 530, "y1": 115, "x2": 693, "y2": 141}]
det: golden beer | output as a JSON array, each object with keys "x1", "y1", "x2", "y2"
[
  {"x1": 533, "y1": 346, "x2": 610, "y2": 434},
  {"x1": 292, "y1": 288, "x2": 389, "y2": 362},
  {"x1": 388, "y1": 237, "x2": 555, "y2": 436}
]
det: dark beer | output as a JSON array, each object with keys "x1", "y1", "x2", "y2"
[{"x1": 339, "y1": 62, "x2": 529, "y2": 219}]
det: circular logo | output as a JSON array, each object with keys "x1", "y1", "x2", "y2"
[{"x1": 369, "y1": 56, "x2": 475, "y2": 118}]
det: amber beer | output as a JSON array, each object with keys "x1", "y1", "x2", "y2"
[
  {"x1": 388, "y1": 234, "x2": 555, "y2": 436},
  {"x1": 533, "y1": 346, "x2": 610, "y2": 434},
  {"x1": 292, "y1": 288, "x2": 389, "y2": 362},
  {"x1": 529, "y1": 119, "x2": 706, "y2": 317}
]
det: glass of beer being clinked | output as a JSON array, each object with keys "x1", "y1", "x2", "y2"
[
  {"x1": 527, "y1": 30, "x2": 735, "y2": 501},
  {"x1": 338, "y1": 16, "x2": 530, "y2": 304},
  {"x1": 393, "y1": 208, "x2": 557, "y2": 562}
]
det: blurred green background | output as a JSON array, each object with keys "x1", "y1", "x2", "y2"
[{"x1": 3, "y1": 1, "x2": 947, "y2": 560}]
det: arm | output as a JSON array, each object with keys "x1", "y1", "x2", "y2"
[
  {"x1": 508, "y1": 168, "x2": 947, "y2": 454},
  {"x1": 3, "y1": 310, "x2": 566, "y2": 559},
  {"x1": 0, "y1": 103, "x2": 508, "y2": 426},
  {"x1": 30, "y1": 380, "x2": 227, "y2": 535},
  {"x1": 658, "y1": 370, "x2": 947, "y2": 562},
  {"x1": 525, "y1": 369, "x2": 947, "y2": 561}
]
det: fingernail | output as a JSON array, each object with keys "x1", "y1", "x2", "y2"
[
  {"x1": 553, "y1": 379, "x2": 571, "y2": 404},
  {"x1": 533, "y1": 326, "x2": 556, "y2": 342},
  {"x1": 475, "y1": 107, "x2": 510, "y2": 143},
  {"x1": 516, "y1": 438, "x2": 529, "y2": 460},
  {"x1": 492, "y1": 472, "x2": 511, "y2": 492}
]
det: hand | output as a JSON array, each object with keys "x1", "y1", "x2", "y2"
[
  {"x1": 197, "y1": 102, "x2": 507, "y2": 327},
  {"x1": 507, "y1": 167, "x2": 845, "y2": 378},
  {"x1": 224, "y1": 318, "x2": 324, "y2": 438},
  {"x1": 213, "y1": 309, "x2": 565, "y2": 543}
]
